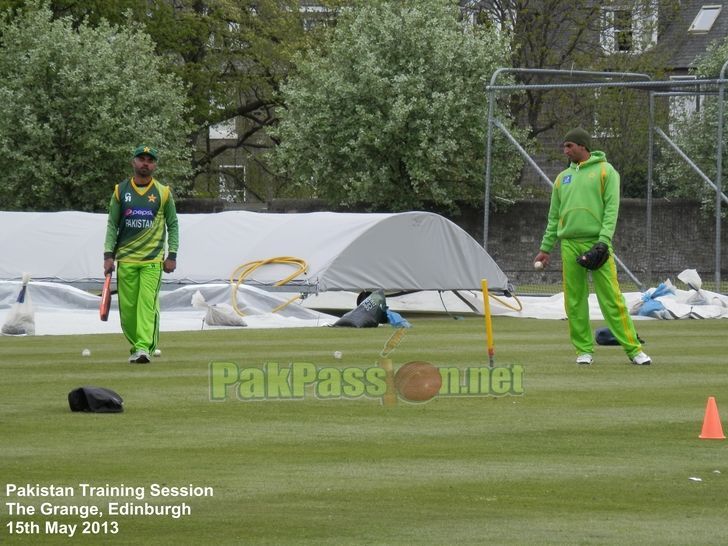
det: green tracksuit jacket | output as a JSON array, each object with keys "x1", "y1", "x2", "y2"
[{"x1": 540, "y1": 150, "x2": 618, "y2": 253}]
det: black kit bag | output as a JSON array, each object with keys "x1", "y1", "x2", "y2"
[
  {"x1": 333, "y1": 290, "x2": 388, "y2": 328},
  {"x1": 68, "y1": 386, "x2": 124, "y2": 413}
]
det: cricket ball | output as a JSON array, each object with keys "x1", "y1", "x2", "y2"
[
  {"x1": 534, "y1": 260, "x2": 544, "y2": 271},
  {"x1": 394, "y1": 361, "x2": 442, "y2": 402},
  {"x1": 81, "y1": 348, "x2": 91, "y2": 357}
]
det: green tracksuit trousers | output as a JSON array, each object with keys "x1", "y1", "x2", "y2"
[
  {"x1": 561, "y1": 240, "x2": 642, "y2": 359},
  {"x1": 117, "y1": 261, "x2": 162, "y2": 354}
]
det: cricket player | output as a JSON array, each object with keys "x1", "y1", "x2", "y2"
[
  {"x1": 534, "y1": 128, "x2": 651, "y2": 366},
  {"x1": 104, "y1": 146, "x2": 179, "y2": 363}
]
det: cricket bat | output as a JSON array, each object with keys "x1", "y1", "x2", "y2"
[{"x1": 99, "y1": 272, "x2": 112, "y2": 322}]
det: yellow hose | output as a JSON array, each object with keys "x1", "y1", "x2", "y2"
[
  {"x1": 488, "y1": 292, "x2": 524, "y2": 312},
  {"x1": 230, "y1": 257, "x2": 308, "y2": 316}
]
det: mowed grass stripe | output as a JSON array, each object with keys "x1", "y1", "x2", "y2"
[{"x1": 1, "y1": 317, "x2": 727, "y2": 545}]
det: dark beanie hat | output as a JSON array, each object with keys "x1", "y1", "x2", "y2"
[{"x1": 563, "y1": 128, "x2": 591, "y2": 151}]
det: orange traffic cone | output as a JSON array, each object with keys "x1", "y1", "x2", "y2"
[{"x1": 699, "y1": 397, "x2": 726, "y2": 439}]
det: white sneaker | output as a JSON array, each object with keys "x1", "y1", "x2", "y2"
[
  {"x1": 128, "y1": 350, "x2": 151, "y2": 364},
  {"x1": 632, "y1": 351, "x2": 651, "y2": 366},
  {"x1": 576, "y1": 354, "x2": 593, "y2": 365}
]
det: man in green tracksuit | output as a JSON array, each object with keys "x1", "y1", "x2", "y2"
[
  {"x1": 534, "y1": 128, "x2": 651, "y2": 366},
  {"x1": 104, "y1": 145, "x2": 179, "y2": 364}
]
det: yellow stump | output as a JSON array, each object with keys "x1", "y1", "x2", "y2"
[{"x1": 481, "y1": 278, "x2": 495, "y2": 367}]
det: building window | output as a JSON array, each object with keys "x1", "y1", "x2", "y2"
[
  {"x1": 669, "y1": 76, "x2": 700, "y2": 133},
  {"x1": 209, "y1": 118, "x2": 237, "y2": 140},
  {"x1": 460, "y1": 2, "x2": 515, "y2": 32},
  {"x1": 602, "y1": 8, "x2": 632, "y2": 52},
  {"x1": 601, "y1": 2, "x2": 657, "y2": 54},
  {"x1": 301, "y1": 4, "x2": 336, "y2": 31},
  {"x1": 614, "y1": 9, "x2": 633, "y2": 51},
  {"x1": 219, "y1": 165, "x2": 247, "y2": 202},
  {"x1": 688, "y1": 5, "x2": 722, "y2": 33}
]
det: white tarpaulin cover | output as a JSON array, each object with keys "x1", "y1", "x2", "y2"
[
  {"x1": 2, "y1": 279, "x2": 725, "y2": 337},
  {"x1": 0, "y1": 210, "x2": 509, "y2": 293},
  {"x1": 0, "y1": 281, "x2": 339, "y2": 335}
]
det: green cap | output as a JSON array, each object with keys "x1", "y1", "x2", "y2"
[
  {"x1": 133, "y1": 145, "x2": 158, "y2": 161},
  {"x1": 563, "y1": 128, "x2": 591, "y2": 151}
]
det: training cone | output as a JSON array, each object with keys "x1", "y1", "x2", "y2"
[{"x1": 699, "y1": 397, "x2": 726, "y2": 440}]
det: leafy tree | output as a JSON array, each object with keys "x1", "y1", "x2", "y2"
[
  {"x1": 0, "y1": 3, "x2": 192, "y2": 211},
  {"x1": 465, "y1": 0, "x2": 604, "y2": 136},
  {"x1": 139, "y1": 0, "x2": 337, "y2": 200},
  {"x1": 656, "y1": 36, "x2": 728, "y2": 211},
  {"x1": 463, "y1": 0, "x2": 680, "y2": 197},
  {"x1": 0, "y1": 0, "x2": 333, "y2": 202},
  {"x1": 0, "y1": 0, "x2": 148, "y2": 24},
  {"x1": 271, "y1": 0, "x2": 525, "y2": 212}
]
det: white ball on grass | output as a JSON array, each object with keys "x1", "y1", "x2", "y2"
[{"x1": 82, "y1": 349, "x2": 91, "y2": 357}]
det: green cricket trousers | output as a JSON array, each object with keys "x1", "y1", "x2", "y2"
[
  {"x1": 117, "y1": 261, "x2": 162, "y2": 354},
  {"x1": 561, "y1": 239, "x2": 643, "y2": 359}
]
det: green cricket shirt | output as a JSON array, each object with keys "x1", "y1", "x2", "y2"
[{"x1": 104, "y1": 178, "x2": 179, "y2": 263}]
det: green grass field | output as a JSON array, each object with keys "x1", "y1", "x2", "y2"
[{"x1": 1, "y1": 317, "x2": 727, "y2": 545}]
